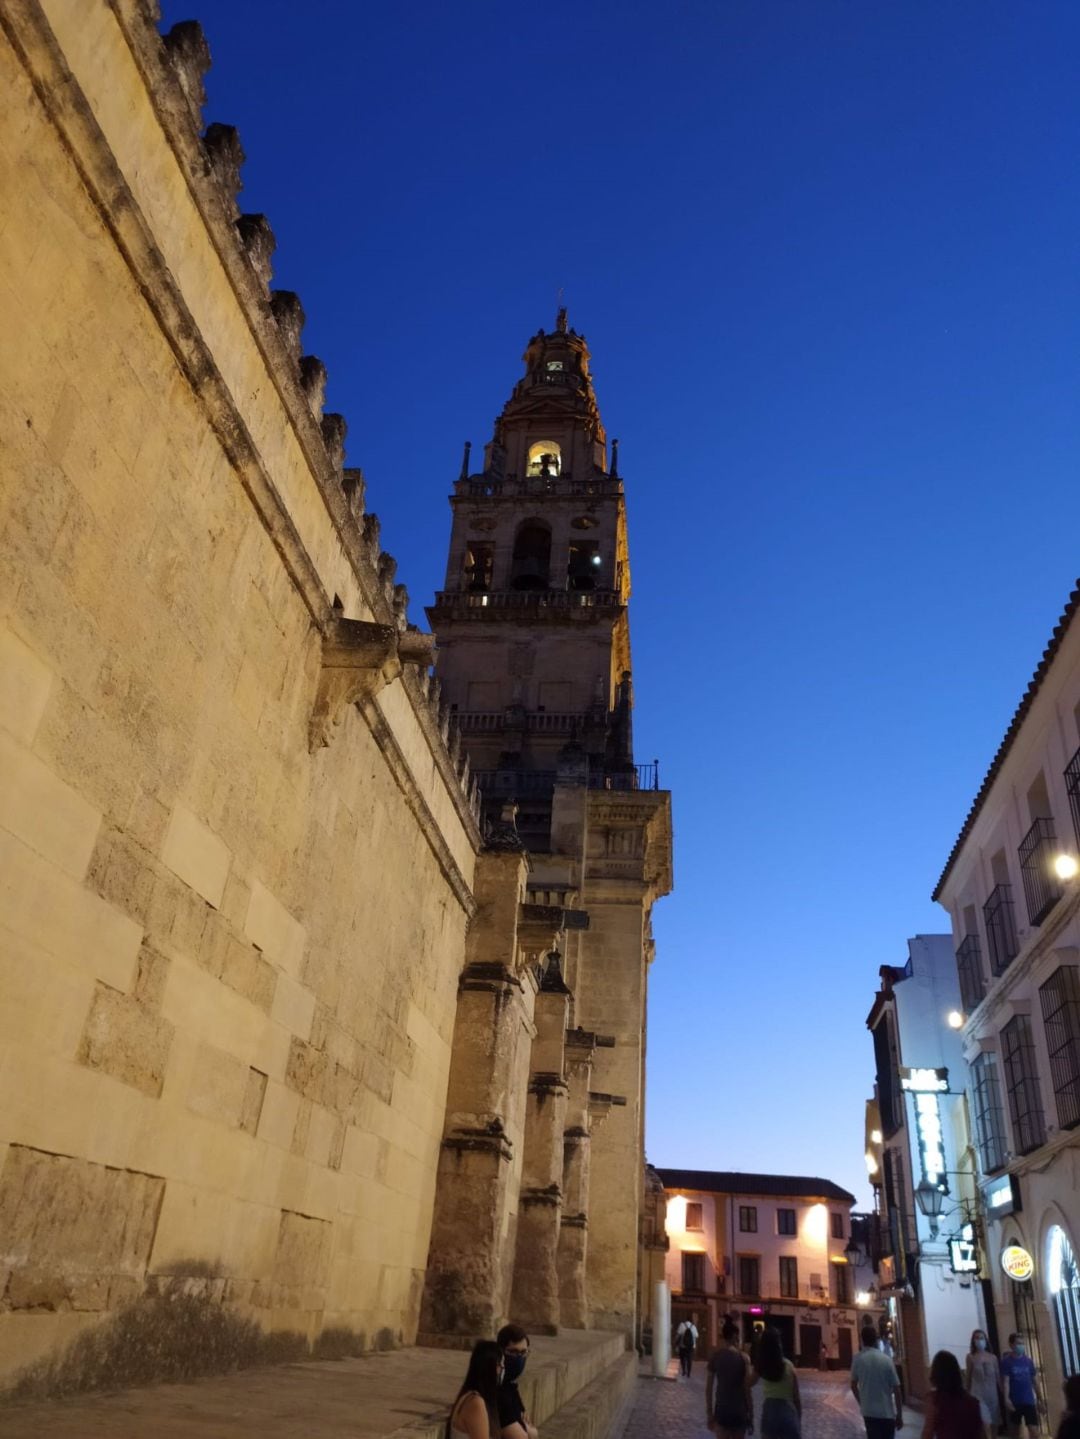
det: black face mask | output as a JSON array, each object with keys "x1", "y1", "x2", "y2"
[{"x1": 503, "y1": 1352, "x2": 527, "y2": 1382}]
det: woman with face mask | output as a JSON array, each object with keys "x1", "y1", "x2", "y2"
[
  {"x1": 966, "y1": 1330, "x2": 1005, "y2": 1439},
  {"x1": 496, "y1": 1324, "x2": 537, "y2": 1439}
]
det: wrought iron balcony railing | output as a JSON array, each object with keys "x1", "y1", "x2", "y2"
[
  {"x1": 474, "y1": 761, "x2": 661, "y2": 800},
  {"x1": 454, "y1": 474, "x2": 623, "y2": 499},
  {"x1": 983, "y1": 883, "x2": 1019, "y2": 976},
  {"x1": 955, "y1": 933, "x2": 986, "y2": 1013},
  {"x1": 1018, "y1": 817, "x2": 1063, "y2": 927},
  {"x1": 431, "y1": 588, "x2": 621, "y2": 616},
  {"x1": 1066, "y1": 745, "x2": 1080, "y2": 851}
]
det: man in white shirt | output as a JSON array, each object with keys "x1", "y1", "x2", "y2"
[
  {"x1": 676, "y1": 1313, "x2": 700, "y2": 1378},
  {"x1": 852, "y1": 1324, "x2": 903, "y2": 1439}
]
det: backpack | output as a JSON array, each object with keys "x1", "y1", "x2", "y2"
[{"x1": 679, "y1": 1322, "x2": 696, "y2": 1352}]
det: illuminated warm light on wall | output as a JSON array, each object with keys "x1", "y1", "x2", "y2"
[
  {"x1": 1054, "y1": 854, "x2": 1079, "y2": 880},
  {"x1": 865, "y1": 1152, "x2": 879, "y2": 1175},
  {"x1": 805, "y1": 1203, "x2": 828, "y2": 1244},
  {"x1": 947, "y1": 1010, "x2": 964, "y2": 1029},
  {"x1": 855, "y1": 1290, "x2": 872, "y2": 1307},
  {"x1": 665, "y1": 1195, "x2": 687, "y2": 1235},
  {"x1": 870, "y1": 1129, "x2": 882, "y2": 1144}
]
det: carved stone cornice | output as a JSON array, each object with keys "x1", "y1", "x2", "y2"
[
  {"x1": 458, "y1": 962, "x2": 523, "y2": 996},
  {"x1": 520, "y1": 1183, "x2": 562, "y2": 1209},
  {"x1": 443, "y1": 1124, "x2": 514, "y2": 1163},
  {"x1": 560, "y1": 1212, "x2": 588, "y2": 1229},
  {"x1": 309, "y1": 618, "x2": 434, "y2": 749},
  {"x1": 528, "y1": 1072, "x2": 569, "y2": 1099}
]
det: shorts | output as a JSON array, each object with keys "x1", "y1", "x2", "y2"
[{"x1": 1010, "y1": 1406, "x2": 1038, "y2": 1429}]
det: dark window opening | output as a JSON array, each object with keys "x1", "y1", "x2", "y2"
[
  {"x1": 831, "y1": 1212, "x2": 845, "y2": 1239},
  {"x1": 971, "y1": 1050, "x2": 1008, "y2": 1172},
  {"x1": 738, "y1": 1255, "x2": 760, "y2": 1296},
  {"x1": 779, "y1": 1256, "x2": 798, "y2": 1298},
  {"x1": 463, "y1": 541, "x2": 494, "y2": 592},
  {"x1": 739, "y1": 1205, "x2": 757, "y2": 1233},
  {"x1": 567, "y1": 540, "x2": 600, "y2": 591},
  {"x1": 777, "y1": 1209, "x2": 796, "y2": 1236},
  {"x1": 686, "y1": 1202, "x2": 703, "y2": 1230},
  {"x1": 510, "y1": 523, "x2": 551, "y2": 591},
  {"x1": 682, "y1": 1252, "x2": 705, "y2": 1292}
]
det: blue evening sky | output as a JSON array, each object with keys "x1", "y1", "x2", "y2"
[{"x1": 161, "y1": 0, "x2": 1080, "y2": 1204}]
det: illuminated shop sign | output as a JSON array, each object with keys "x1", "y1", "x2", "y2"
[
  {"x1": 949, "y1": 1223, "x2": 978, "y2": 1275},
  {"x1": 900, "y1": 1067, "x2": 950, "y2": 1193},
  {"x1": 983, "y1": 1174, "x2": 1021, "y2": 1219},
  {"x1": 1001, "y1": 1245, "x2": 1034, "y2": 1282}
]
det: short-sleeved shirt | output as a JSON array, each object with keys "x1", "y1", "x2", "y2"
[
  {"x1": 497, "y1": 1380, "x2": 525, "y2": 1429},
  {"x1": 852, "y1": 1345, "x2": 900, "y2": 1419},
  {"x1": 1001, "y1": 1353, "x2": 1037, "y2": 1408},
  {"x1": 708, "y1": 1347, "x2": 750, "y2": 1422}
]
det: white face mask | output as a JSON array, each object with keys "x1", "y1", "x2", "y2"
[{"x1": 975, "y1": 1339, "x2": 987, "y2": 1351}]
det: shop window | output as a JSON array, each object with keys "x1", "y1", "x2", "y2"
[
  {"x1": 1001, "y1": 1014, "x2": 1047, "y2": 1155},
  {"x1": 682, "y1": 1252, "x2": 705, "y2": 1292},
  {"x1": 739, "y1": 1205, "x2": 757, "y2": 1233},
  {"x1": 510, "y1": 522, "x2": 551, "y2": 591},
  {"x1": 777, "y1": 1209, "x2": 797, "y2": 1236},
  {"x1": 1040, "y1": 965, "x2": 1080, "y2": 1129},
  {"x1": 463, "y1": 541, "x2": 494, "y2": 592},
  {"x1": 526, "y1": 442, "x2": 561, "y2": 478},
  {"x1": 971, "y1": 1051, "x2": 1008, "y2": 1172},
  {"x1": 737, "y1": 1255, "x2": 760, "y2": 1296},
  {"x1": 831, "y1": 1212, "x2": 845, "y2": 1239},
  {"x1": 1049, "y1": 1225, "x2": 1080, "y2": 1378},
  {"x1": 685, "y1": 1202, "x2": 703, "y2": 1231},
  {"x1": 779, "y1": 1256, "x2": 798, "y2": 1298}
]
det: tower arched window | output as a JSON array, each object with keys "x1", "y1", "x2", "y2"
[
  {"x1": 526, "y1": 442, "x2": 561, "y2": 478},
  {"x1": 510, "y1": 521, "x2": 551, "y2": 591},
  {"x1": 1049, "y1": 1224, "x2": 1080, "y2": 1376}
]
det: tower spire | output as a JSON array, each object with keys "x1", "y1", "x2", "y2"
[{"x1": 555, "y1": 305, "x2": 568, "y2": 334}]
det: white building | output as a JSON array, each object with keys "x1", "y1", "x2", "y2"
[
  {"x1": 934, "y1": 580, "x2": 1080, "y2": 1428},
  {"x1": 865, "y1": 937, "x2": 986, "y2": 1400},
  {"x1": 658, "y1": 1169, "x2": 859, "y2": 1367}
]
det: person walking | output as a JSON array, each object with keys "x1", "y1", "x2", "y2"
[
  {"x1": 852, "y1": 1323, "x2": 904, "y2": 1439},
  {"x1": 706, "y1": 1318, "x2": 753, "y2": 1439},
  {"x1": 966, "y1": 1329, "x2": 1005, "y2": 1439},
  {"x1": 921, "y1": 1350, "x2": 982, "y2": 1439},
  {"x1": 1002, "y1": 1333, "x2": 1042, "y2": 1439},
  {"x1": 752, "y1": 1328, "x2": 801, "y2": 1439},
  {"x1": 1054, "y1": 1375, "x2": 1080, "y2": 1439},
  {"x1": 496, "y1": 1324, "x2": 537, "y2": 1439},
  {"x1": 447, "y1": 1340, "x2": 504, "y2": 1439},
  {"x1": 676, "y1": 1313, "x2": 700, "y2": 1379}
]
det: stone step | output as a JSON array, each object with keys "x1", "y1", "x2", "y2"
[{"x1": 0, "y1": 1329, "x2": 630, "y2": 1438}]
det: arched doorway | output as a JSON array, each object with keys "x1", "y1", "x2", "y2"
[{"x1": 1048, "y1": 1225, "x2": 1080, "y2": 1376}]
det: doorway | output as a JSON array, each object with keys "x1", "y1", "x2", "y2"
[
  {"x1": 836, "y1": 1326, "x2": 854, "y2": 1367},
  {"x1": 799, "y1": 1324, "x2": 822, "y2": 1368}
]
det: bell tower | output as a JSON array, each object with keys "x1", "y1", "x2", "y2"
[
  {"x1": 428, "y1": 309, "x2": 639, "y2": 849},
  {"x1": 427, "y1": 315, "x2": 673, "y2": 1338}
]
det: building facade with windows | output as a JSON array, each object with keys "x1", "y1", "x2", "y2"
[
  {"x1": 935, "y1": 581, "x2": 1080, "y2": 1428},
  {"x1": 864, "y1": 938, "x2": 985, "y2": 1401},
  {"x1": 657, "y1": 1169, "x2": 857, "y2": 1367}
]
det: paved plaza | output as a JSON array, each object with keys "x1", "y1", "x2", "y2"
[{"x1": 621, "y1": 1365, "x2": 914, "y2": 1439}]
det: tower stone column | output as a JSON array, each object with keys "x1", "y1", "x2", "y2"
[
  {"x1": 510, "y1": 956, "x2": 570, "y2": 1332},
  {"x1": 418, "y1": 835, "x2": 530, "y2": 1340}
]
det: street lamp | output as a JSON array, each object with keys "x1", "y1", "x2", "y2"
[{"x1": 914, "y1": 1179, "x2": 947, "y2": 1239}]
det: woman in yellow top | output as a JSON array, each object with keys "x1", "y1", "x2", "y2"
[{"x1": 752, "y1": 1329, "x2": 802, "y2": 1439}]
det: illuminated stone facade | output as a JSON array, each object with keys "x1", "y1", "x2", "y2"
[{"x1": 0, "y1": 0, "x2": 670, "y2": 1395}]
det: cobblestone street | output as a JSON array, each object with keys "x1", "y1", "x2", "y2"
[{"x1": 622, "y1": 1366, "x2": 902, "y2": 1439}]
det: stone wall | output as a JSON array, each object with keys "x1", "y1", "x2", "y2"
[{"x1": 0, "y1": 0, "x2": 484, "y2": 1387}]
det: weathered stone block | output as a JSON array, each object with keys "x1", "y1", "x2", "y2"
[
  {"x1": 270, "y1": 970, "x2": 315, "y2": 1038},
  {"x1": 160, "y1": 802, "x2": 232, "y2": 908},
  {"x1": 77, "y1": 982, "x2": 174, "y2": 1097},
  {"x1": 221, "y1": 937, "x2": 276, "y2": 1012},
  {"x1": 244, "y1": 879, "x2": 305, "y2": 978},
  {"x1": 0, "y1": 625, "x2": 53, "y2": 745},
  {"x1": 186, "y1": 1041, "x2": 248, "y2": 1127},
  {"x1": 238, "y1": 1067, "x2": 267, "y2": 1136}
]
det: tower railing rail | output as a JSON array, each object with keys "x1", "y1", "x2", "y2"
[
  {"x1": 432, "y1": 588, "x2": 620, "y2": 614},
  {"x1": 455, "y1": 475, "x2": 622, "y2": 499}
]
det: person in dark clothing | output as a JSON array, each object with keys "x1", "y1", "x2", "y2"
[
  {"x1": 922, "y1": 1350, "x2": 983, "y2": 1439},
  {"x1": 1055, "y1": 1375, "x2": 1080, "y2": 1439},
  {"x1": 707, "y1": 1318, "x2": 753, "y2": 1438},
  {"x1": 496, "y1": 1324, "x2": 536, "y2": 1439}
]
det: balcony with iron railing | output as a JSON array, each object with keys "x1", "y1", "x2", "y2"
[
  {"x1": 1018, "y1": 817, "x2": 1063, "y2": 927},
  {"x1": 454, "y1": 474, "x2": 623, "y2": 500},
  {"x1": 1067, "y1": 746, "x2": 1080, "y2": 850},
  {"x1": 430, "y1": 588, "x2": 621, "y2": 618},
  {"x1": 983, "y1": 883, "x2": 1020, "y2": 976},
  {"x1": 473, "y1": 761, "x2": 661, "y2": 801},
  {"x1": 955, "y1": 933, "x2": 986, "y2": 1013}
]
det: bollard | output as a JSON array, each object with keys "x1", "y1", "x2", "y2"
[{"x1": 652, "y1": 1280, "x2": 671, "y2": 1377}]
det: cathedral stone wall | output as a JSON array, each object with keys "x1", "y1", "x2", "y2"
[{"x1": 0, "y1": 0, "x2": 482, "y2": 1388}]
